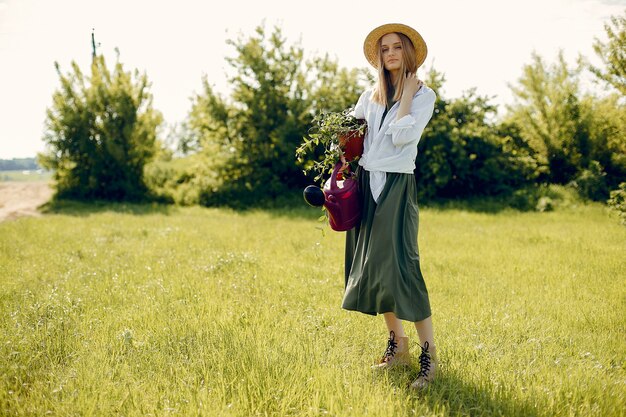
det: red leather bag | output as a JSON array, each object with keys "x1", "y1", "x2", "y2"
[{"x1": 323, "y1": 162, "x2": 361, "y2": 231}]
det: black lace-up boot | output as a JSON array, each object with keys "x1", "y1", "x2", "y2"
[
  {"x1": 410, "y1": 341, "x2": 437, "y2": 389},
  {"x1": 372, "y1": 330, "x2": 410, "y2": 369}
]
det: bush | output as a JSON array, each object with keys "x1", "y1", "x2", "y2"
[
  {"x1": 414, "y1": 74, "x2": 537, "y2": 200},
  {"x1": 506, "y1": 184, "x2": 582, "y2": 211},
  {"x1": 569, "y1": 160, "x2": 609, "y2": 201},
  {"x1": 144, "y1": 154, "x2": 222, "y2": 205},
  {"x1": 607, "y1": 182, "x2": 626, "y2": 225},
  {"x1": 187, "y1": 25, "x2": 367, "y2": 207},
  {"x1": 40, "y1": 53, "x2": 162, "y2": 201},
  {"x1": 535, "y1": 196, "x2": 555, "y2": 212}
]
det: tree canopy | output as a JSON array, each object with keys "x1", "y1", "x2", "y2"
[
  {"x1": 589, "y1": 11, "x2": 626, "y2": 95},
  {"x1": 40, "y1": 52, "x2": 163, "y2": 200}
]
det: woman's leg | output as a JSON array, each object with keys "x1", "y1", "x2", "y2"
[
  {"x1": 383, "y1": 312, "x2": 406, "y2": 337},
  {"x1": 374, "y1": 312, "x2": 410, "y2": 368},
  {"x1": 411, "y1": 315, "x2": 437, "y2": 389},
  {"x1": 413, "y1": 315, "x2": 435, "y2": 348}
]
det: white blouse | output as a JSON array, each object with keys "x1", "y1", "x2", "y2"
[{"x1": 353, "y1": 85, "x2": 436, "y2": 202}]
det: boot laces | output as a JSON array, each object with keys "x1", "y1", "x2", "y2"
[
  {"x1": 381, "y1": 331, "x2": 398, "y2": 363},
  {"x1": 417, "y1": 341, "x2": 431, "y2": 378}
]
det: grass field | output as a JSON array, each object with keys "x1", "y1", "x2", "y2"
[{"x1": 0, "y1": 201, "x2": 624, "y2": 416}]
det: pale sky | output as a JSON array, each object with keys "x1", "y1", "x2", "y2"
[{"x1": 0, "y1": 0, "x2": 623, "y2": 159}]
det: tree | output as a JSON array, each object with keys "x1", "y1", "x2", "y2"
[
  {"x1": 185, "y1": 24, "x2": 367, "y2": 206},
  {"x1": 414, "y1": 69, "x2": 537, "y2": 199},
  {"x1": 589, "y1": 10, "x2": 626, "y2": 95},
  {"x1": 585, "y1": 10, "x2": 626, "y2": 197},
  {"x1": 581, "y1": 93, "x2": 626, "y2": 197},
  {"x1": 506, "y1": 51, "x2": 592, "y2": 184},
  {"x1": 40, "y1": 50, "x2": 163, "y2": 201}
]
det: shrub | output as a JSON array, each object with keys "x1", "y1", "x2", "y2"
[
  {"x1": 569, "y1": 160, "x2": 609, "y2": 201},
  {"x1": 40, "y1": 53, "x2": 162, "y2": 201},
  {"x1": 506, "y1": 184, "x2": 582, "y2": 211},
  {"x1": 607, "y1": 182, "x2": 626, "y2": 225},
  {"x1": 144, "y1": 154, "x2": 222, "y2": 205}
]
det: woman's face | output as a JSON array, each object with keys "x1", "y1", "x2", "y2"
[{"x1": 380, "y1": 33, "x2": 403, "y2": 72}]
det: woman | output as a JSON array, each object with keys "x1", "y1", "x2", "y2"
[{"x1": 342, "y1": 23, "x2": 437, "y2": 390}]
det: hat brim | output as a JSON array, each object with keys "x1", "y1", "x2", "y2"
[{"x1": 363, "y1": 23, "x2": 427, "y2": 69}]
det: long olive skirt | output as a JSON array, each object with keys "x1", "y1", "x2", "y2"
[{"x1": 342, "y1": 168, "x2": 431, "y2": 322}]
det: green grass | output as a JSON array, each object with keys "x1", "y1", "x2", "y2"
[
  {"x1": 1, "y1": 201, "x2": 624, "y2": 416},
  {"x1": 0, "y1": 170, "x2": 52, "y2": 182}
]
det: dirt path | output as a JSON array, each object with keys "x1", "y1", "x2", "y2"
[{"x1": 0, "y1": 182, "x2": 54, "y2": 222}]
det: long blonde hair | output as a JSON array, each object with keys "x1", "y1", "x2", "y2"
[{"x1": 371, "y1": 32, "x2": 418, "y2": 107}]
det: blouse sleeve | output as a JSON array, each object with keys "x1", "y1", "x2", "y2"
[
  {"x1": 385, "y1": 87, "x2": 436, "y2": 147},
  {"x1": 352, "y1": 90, "x2": 370, "y2": 120}
]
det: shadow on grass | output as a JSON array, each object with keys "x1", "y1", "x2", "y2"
[
  {"x1": 419, "y1": 196, "x2": 533, "y2": 214},
  {"x1": 38, "y1": 184, "x2": 586, "y2": 222},
  {"x1": 37, "y1": 195, "x2": 320, "y2": 221},
  {"x1": 418, "y1": 183, "x2": 589, "y2": 214},
  {"x1": 383, "y1": 366, "x2": 539, "y2": 416},
  {"x1": 214, "y1": 186, "x2": 580, "y2": 221},
  {"x1": 199, "y1": 191, "x2": 528, "y2": 221},
  {"x1": 39, "y1": 198, "x2": 179, "y2": 217}
]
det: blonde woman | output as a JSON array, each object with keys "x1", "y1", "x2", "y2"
[{"x1": 342, "y1": 23, "x2": 437, "y2": 389}]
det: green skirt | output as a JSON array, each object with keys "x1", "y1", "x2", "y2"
[{"x1": 343, "y1": 168, "x2": 432, "y2": 322}]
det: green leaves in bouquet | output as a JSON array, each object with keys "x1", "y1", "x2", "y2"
[{"x1": 295, "y1": 107, "x2": 366, "y2": 187}]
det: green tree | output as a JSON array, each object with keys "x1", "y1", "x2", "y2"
[
  {"x1": 584, "y1": 10, "x2": 626, "y2": 198},
  {"x1": 414, "y1": 69, "x2": 537, "y2": 199},
  {"x1": 506, "y1": 51, "x2": 593, "y2": 184},
  {"x1": 589, "y1": 10, "x2": 626, "y2": 95},
  {"x1": 185, "y1": 24, "x2": 367, "y2": 206},
  {"x1": 40, "y1": 51, "x2": 162, "y2": 201},
  {"x1": 580, "y1": 93, "x2": 626, "y2": 197}
]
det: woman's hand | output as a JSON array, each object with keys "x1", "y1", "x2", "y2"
[
  {"x1": 402, "y1": 72, "x2": 423, "y2": 99},
  {"x1": 340, "y1": 153, "x2": 349, "y2": 172},
  {"x1": 397, "y1": 73, "x2": 424, "y2": 120}
]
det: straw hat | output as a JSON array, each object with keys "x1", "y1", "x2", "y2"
[{"x1": 363, "y1": 23, "x2": 427, "y2": 69}]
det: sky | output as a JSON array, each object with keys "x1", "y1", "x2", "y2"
[{"x1": 0, "y1": 0, "x2": 624, "y2": 159}]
